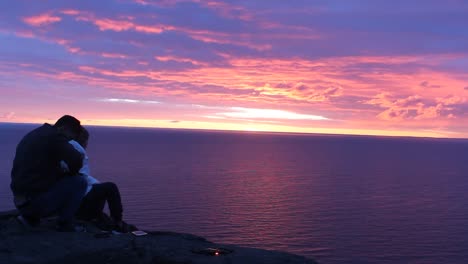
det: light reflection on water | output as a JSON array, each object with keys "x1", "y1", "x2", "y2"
[{"x1": 1, "y1": 124, "x2": 468, "y2": 264}]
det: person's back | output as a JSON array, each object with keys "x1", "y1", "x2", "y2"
[
  {"x1": 11, "y1": 123, "x2": 83, "y2": 197},
  {"x1": 10, "y1": 115, "x2": 88, "y2": 231}
]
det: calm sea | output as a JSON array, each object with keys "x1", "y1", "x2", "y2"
[{"x1": 1, "y1": 123, "x2": 468, "y2": 264}]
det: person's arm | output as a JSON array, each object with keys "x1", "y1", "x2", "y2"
[
  {"x1": 54, "y1": 136, "x2": 83, "y2": 175},
  {"x1": 87, "y1": 175, "x2": 99, "y2": 185}
]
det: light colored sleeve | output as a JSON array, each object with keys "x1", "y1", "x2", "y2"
[
  {"x1": 60, "y1": 140, "x2": 84, "y2": 172},
  {"x1": 87, "y1": 175, "x2": 100, "y2": 185},
  {"x1": 63, "y1": 141, "x2": 85, "y2": 167},
  {"x1": 66, "y1": 140, "x2": 101, "y2": 186},
  {"x1": 68, "y1": 140, "x2": 85, "y2": 154}
]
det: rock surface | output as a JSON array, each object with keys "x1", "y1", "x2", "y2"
[{"x1": 0, "y1": 210, "x2": 318, "y2": 264}]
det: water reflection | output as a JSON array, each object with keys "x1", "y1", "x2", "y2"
[{"x1": 1, "y1": 125, "x2": 468, "y2": 263}]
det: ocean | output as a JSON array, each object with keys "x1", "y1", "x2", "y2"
[{"x1": 1, "y1": 123, "x2": 468, "y2": 264}]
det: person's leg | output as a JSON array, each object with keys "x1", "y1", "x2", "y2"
[
  {"x1": 94, "y1": 182, "x2": 123, "y2": 222},
  {"x1": 76, "y1": 182, "x2": 125, "y2": 231},
  {"x1": 22, "y1": 175, "x2": 87, "y2": 225},
  {"x1": 76, "y1": 187, "x2": 106, "y2": 221},
  {"x1": 97, "y1": 182, "x2": 137, "y2": 232}
]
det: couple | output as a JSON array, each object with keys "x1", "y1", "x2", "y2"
[{"x1": 10, "y1": 115, "x2": 135, "y2": 232}]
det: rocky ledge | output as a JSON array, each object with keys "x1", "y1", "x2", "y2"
[{"x1": 0, "y1": 210, "x2": 317, "y2": 264}]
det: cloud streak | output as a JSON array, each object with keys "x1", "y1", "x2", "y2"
[
  {"x1": 215, "y1": 107, "x2": 328, "y2": 121},
  {"x1": 99, "y1": 98, "x2": 161, "y2": 104}
]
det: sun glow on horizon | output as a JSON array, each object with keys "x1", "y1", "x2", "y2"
[
  {"x1": 217, "y1": 107, "x2": 328, "y2": 121},
  {"x1": 2, "y1": 117, "x2": 465, "y2": 140}
]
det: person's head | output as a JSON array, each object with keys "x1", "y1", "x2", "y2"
[
  {"x1": 54, "y1": 115, "x2": 81, "y2": 140},
  {"x1": 77, "y1": 126, "x2": 89, "y2": 149}
]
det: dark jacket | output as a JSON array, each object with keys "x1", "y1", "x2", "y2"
[{"x1": 10, "y1": 123, "x2": 83, "y2": 197}]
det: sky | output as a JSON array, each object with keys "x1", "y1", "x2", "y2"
[{"x1": 1, "y1": 0, "x2": 468, "y2": 138}]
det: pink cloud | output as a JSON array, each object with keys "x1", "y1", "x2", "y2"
[
  {"x1": 4, "y1": 1, "x2": 468, "y2": 138},
  {"x1": 102, "y1": 53, "x2": 128, "y2": 59},
  {"x1": 436, "y1": 95, "x2": 466, "y2": 105},
  {"x1": 23, "y1": 13, "x2": 61, "y2": 27},
  {"x1": 0, "y1": 112, "x2": 15, "y2": 120},
  {"x1": 134, "y1": 25, "x2": 164, "y2": 34},
  {"x1": 43, "y1": 55, "x2": 454, "y2": 113},
  {"x1": 67, "y1": 47, "x2": 81, "y2": 53},
  {"x1": 155, "y1": 55, "x2": 206, "y2": 65},
  {"x1": 186, "y1": 29, "x2": 273, "y2": 51},
  {"x1": 3, "y1": 24, "x2": 468, "y2": 134},
  {"x1": 199, "y1": 0, "x2": 254, "y2": 21},
  {"x1": 94, "y1": 18, "x2": 134, "y2": 31},
  {"x1": 60, "y1": 9, "x2": 272, "y2": 50},
  {"x1": 15, "y1": 30, "x2": 36, "y2": 38},
  {"x1": 66, "y1": 11, "x2": 167, "y2": 34},
  {"x1": 60, "y1": 9, "x2": 81, "y2": 16},
  {"x1": 364, "y1": 93, "x2": 463, "y2": 121}
]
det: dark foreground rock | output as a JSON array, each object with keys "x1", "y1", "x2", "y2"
[{"x1": 0, "y1": 210, "x2": 317, "y2": 264}]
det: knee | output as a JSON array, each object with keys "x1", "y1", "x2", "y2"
[{"x1": 103, "y1": 182, "x2": 119, "y2": 193}]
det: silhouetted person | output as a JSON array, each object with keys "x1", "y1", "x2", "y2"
[
  {"x1": 11, "y1": 115, "x2": 87, "y2": 231},
  {"x1": 63, "y1": 127, "x2": 136, "y2": 232}
]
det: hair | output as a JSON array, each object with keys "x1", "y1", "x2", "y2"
[
  {"x1": 76, "y1": 126, "x2": 89, "y2": 147},
  {"x1": 54, "y1": 115, "x2": 81, "y2": 135}
]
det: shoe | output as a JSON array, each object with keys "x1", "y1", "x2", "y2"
[
  {"x1": 17, "y1": 215, "x2": 40, "y2": 228},
  {"x1": 92, "y1": 213, "x2": 116, "y2": 231},
  {"x1": 56, "y1": 222, "x2": 86, "y2": 232},
  {"x1": 114, "y1": 221, "x2": 138, "y2": 233}
]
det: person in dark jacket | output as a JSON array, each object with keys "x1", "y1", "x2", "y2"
[{"x1": 11, "y1": 115, "x2": 88, "y2": 231}]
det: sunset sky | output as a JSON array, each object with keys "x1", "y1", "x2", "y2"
[{"x1": 1, "y1": 0, "x2": 468, "y2": 138}]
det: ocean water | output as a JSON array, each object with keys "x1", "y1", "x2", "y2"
[{"x1": 1, "y1": 123, "x2": 468, "y2": 264}]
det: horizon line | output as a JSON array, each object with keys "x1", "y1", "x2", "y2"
[{"x1": 1, "y1": 121, "x2": 467, "y2": 141}]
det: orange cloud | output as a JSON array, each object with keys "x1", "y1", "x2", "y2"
[{"x1": 365, "y1": 93, "x2": 466, "y2": 121}]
